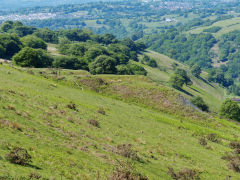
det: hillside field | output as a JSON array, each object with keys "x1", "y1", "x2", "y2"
[{"x1": 0, "y1": 59, "x2": 240, "y2": 179}]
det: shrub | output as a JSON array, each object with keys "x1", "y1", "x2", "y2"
[
  {"x1": 110, "y1": 160, "x2": 148, "y2": 180},
  {"x1": 116, "y1": 144, "x2": 140, "y2": 161},
  {"x1": 88, "y1": 119, "x2": 100, "y2": 128},
  {"x1": 190, "y1": 96, "x2": 209, "y2": 112},
  {"x1": 206, "y1": 133, "x2": 219, "y2": 143},
  {"x1": 220, "y1": 99, "x2": 240, "y2": 121},
  {"x1": 66, "y1": 102, "x2": 78, "y2": 111},
  {"x1": 168, "y1": 167, "x2": 200, "y2": 180},
  {"x1": 199, "y1": 137, "x2": 207, "y2": 146},
  {"x1": 229, "y1": 141, "x2": 240, "y2": 149},
  {"x1": 13, "y1": 47, "x2": 53, "y2": 68},
  {"x1": 5, "y1": 147, "x2": 32, "y2": 165},
  {"x1": 89, "y1": 55, "x2": 117, "y2": 75}
]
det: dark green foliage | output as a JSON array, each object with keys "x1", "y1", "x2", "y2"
[
  {"x1": 33, "y1": 28, "x2": 58, "y2": 43},
  {"x1": 143, "y1": 30, "x2": 216, "y2": 68},
  {"x1": 169, "y1": 74, "x2": 185, "y2": 89},
  {"x1": 191, "y1": 65, "x2": 201, "y2": 77},
  {"x1": 128, "y1": 63, "x2": 147, "y2": 76},
  {"x1": 53, "y1": 56, "x2": 88, "y2": 70},
  {"x1": 147, "y1": 59, "x2": 158, "y2": 68},
  {"x1": 21, "y1": 35, "x2": 47, "y2": 50},
  {"x1": 0, "y1": 34, "x2": 23, "y2": 59},
  {"x1": 59, "y1": 29, "x2": 92, "y2": 42},
  {"x1": 13, "y1": 47, "x2": 53, "y2": 68},
  {"x1": 220, "y1": 99, "x2": 240, "y2": 121},
  {"x1": 89, "y1": 55, "x2": 117, "y2": 75},
  {"x1": 141, "y1": 55, "x2": 157, "y2": 67},
  {"x1": 191, "y1": 96, "x2": 209, "y2": 112},
  {"x1": 116, "y1": 63, "x2": 147, "y2": 75},
  {"x1": 169, "y1": 68, "x2": 192, "y2": 89},
  {"x1": 207, "y1": 69, "x2": 233, "y2": 88},
  {"x1": 116, "y1": 65, "x2": 132, "y2": 75},
  {"x1": 5, "y1": 147, "x2": 32, "y2": 165},
  {"x1": 66, "y1": 43, "x2": 86, "y2": 56},
  {"x1": 175, "y1": 68, "x2": 192, "y2": 86},
  {"x1": 1, "y1": 21, "x2": 35, "y2": 37}
]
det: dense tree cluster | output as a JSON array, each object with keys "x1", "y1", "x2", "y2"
[
  {"x1": 143, "y1": 29, "x2": 216, "y2": 68},
  {"x1": 0, "y1": 21, "x2": 147, "y2": 75}
]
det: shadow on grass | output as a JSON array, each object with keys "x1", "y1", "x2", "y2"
[
  {"x1": 27, "y1": 164, "x2": 42, "y2": 170},
  {"x1": 189, "y1": 86, "x2": 202, "y2": 94},
  {"x1": 199, "y1": 77, "x2": 215, "y2": 88},
  {"x1": 178, "y1": 88, "x2": 194, "y2": 97}
]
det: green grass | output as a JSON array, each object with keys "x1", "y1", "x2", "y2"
[
  {"x1": 141, "y1": 50, "x2": 225, "y2": 112},
  {"x1": 0, "y1": 62, "x2": 240, "y2": 179},
  {"x1": 187, "y1": 17, "x2": 240, "y2": 38}
]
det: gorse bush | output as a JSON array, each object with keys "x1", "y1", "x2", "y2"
[{"x1": 5, "y1": 147, "x2": 32, "y2": 165}]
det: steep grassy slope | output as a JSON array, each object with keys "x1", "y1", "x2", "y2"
[
  {"x1": 0, "y1": 63, "x2": 240, "y2": 179},
  {"x1": 140, "y1": 51, "x2": 225, "y2": 111},
  {"x1": 187, "y1": 17, "x2": 240, "y2": 38}
]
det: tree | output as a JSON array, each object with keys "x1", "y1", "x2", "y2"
[
  {"x1": 169, "y1": 74, "x2": 185, "y2": 89},
  {"x1": 220, "y1": 99, "x2": 240, "y2": 121},
  {"x1": 0, "y1": 34, "x2": 23, "y2": 59},
  {"x1": 12, "y1": 47, "x2": 53, "y2": 68},
  {"x1": 21, "y1": 35, "x2": 47, "y2": 50},
  {"x1": 191, "y1": 65, "x2": 202, "y2": 77},
  {"x1": 175, "y1": 68, "x2": 192, "y2": 86},
  {"x1": 190, "y1": 96, "x2": 209, "y2": 112},
  {"x1": 33, "y1": 28, "x2": 58, "y2": 43},
  {"x1": 89, "y1": 55, "x2": 117, "y2": 74}
]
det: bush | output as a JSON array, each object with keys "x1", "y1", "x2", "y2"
[
  {"x1": 89, "y1": 55, "x2": 117, "y2": 74},
  {"x1": 5, "y1": 147, "x2": 32, "y2": 165},
  {"x1": 190, "y1": 96, "x2": 209, "y2": 112},
  {"x1": 88, "y1": 119, "x2": 100, "y2": 128},
  {"x1": 220, "y1": 99, "x2": 240, "y2": 121},
  {"x1": 13, "y1": 47, "x2": 53, "y2": 68},
  {"x1": 168, "y1": 167, "x2": 200, "y2": 180}
]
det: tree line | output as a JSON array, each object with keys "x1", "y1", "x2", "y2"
[{"x1": 0, "y1": 21, "x2": 147, "y2": 75}]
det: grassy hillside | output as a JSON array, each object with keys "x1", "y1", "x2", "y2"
[
  {"x1": 0, "y1": 60, "x2": 240, "y2": 179},
  {"x1": 187, "y1": 17, "x2": 240, "y2": 38},
  {"x1": 140, "y1": 51, "x2": 225, "y2": 112}
]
